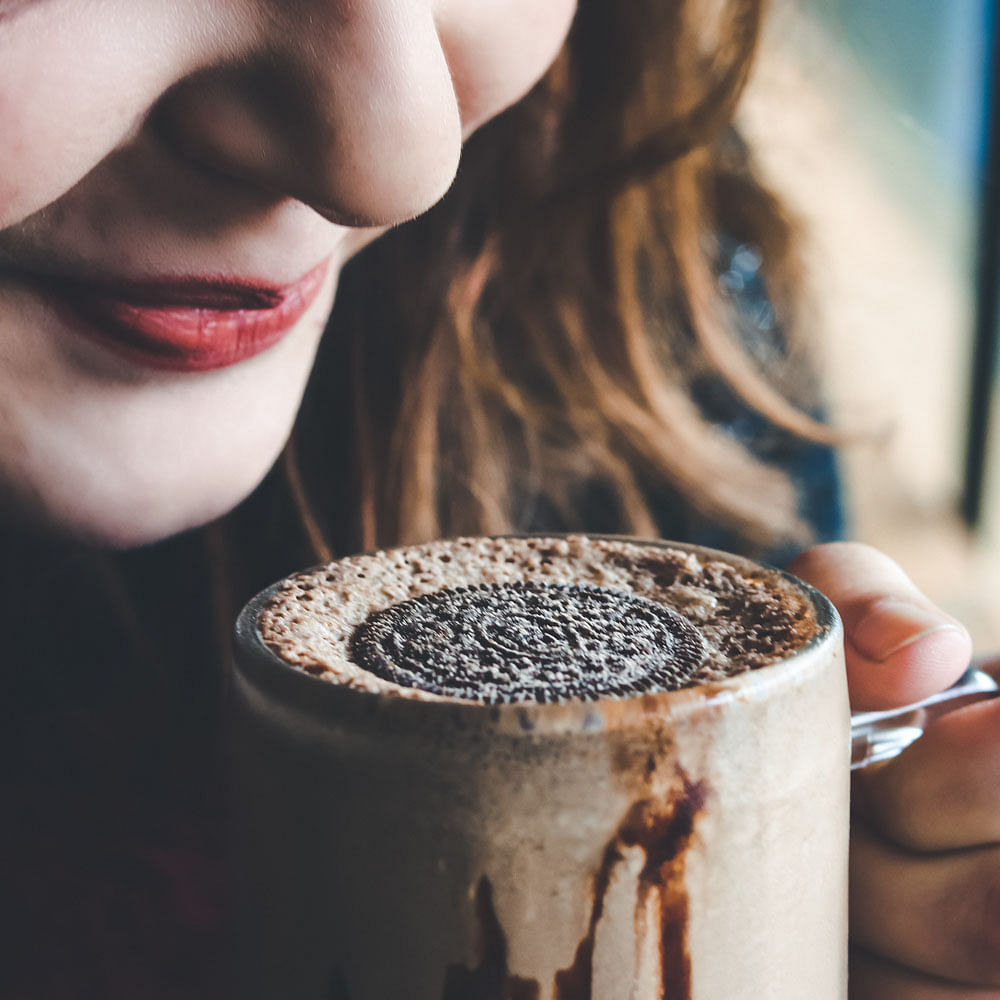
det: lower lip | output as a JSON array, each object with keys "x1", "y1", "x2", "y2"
[{"x1": 41, "y1": 261, "x2": 330, "y2": 373}]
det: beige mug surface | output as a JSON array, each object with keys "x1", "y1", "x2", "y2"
[{"x1": 228, "y1": 536, "x2": 850, "y2": 1000}]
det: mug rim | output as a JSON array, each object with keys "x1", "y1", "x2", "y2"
[{"x1": 232, "y1": 534, "x2": 842, "y2": 736}]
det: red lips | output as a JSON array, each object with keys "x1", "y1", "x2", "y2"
[{"x1": 38, "y1": 260, "x2": 330, "y2": 372}]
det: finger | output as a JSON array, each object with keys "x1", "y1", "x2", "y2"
[
  {"x1": 787, "y1": 542, "x2": 971, "y2": 710},
  {"x1": 850, "y1": 824, "x2": 1000, "y2": 987},
  {"x1": 859, "y1": 697, "x2": 1000, "y2": 851},
  {"x1": 850, "y1": 947, "x2": 1000, "y2": 999}
]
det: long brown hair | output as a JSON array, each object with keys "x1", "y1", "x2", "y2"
[{"x1": 296, "y1": 0, "x2": 832, "y2": 562}]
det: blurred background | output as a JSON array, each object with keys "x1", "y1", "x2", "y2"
[{"x1": 741, "y1": 0, "x2": 1000, "y2": 649}]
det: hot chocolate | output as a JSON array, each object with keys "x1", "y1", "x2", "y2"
[
  {"x1": 256, "y1": 534, "x2": 819, "y2": 699},
  {"x1": 231, "y1": 536, "x2": 848, "y2": 1000}
]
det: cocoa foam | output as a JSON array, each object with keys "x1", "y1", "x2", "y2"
[{"x1": 256, "y1": 535, "x2": 818, "y2": 702}]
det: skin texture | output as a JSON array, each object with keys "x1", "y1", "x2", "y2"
[
  {"x1": 0, "y1": 3, "x2": 995, "y2": 993},
  {"x1": 0, "y1": 0, "x2": 577, "y2": 546}
]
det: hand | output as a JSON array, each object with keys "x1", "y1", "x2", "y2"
[{"x1": 787, "y1": 543, "x2": 1000, "y2": 998}]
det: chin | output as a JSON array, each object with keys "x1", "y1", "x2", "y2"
[
  {"x1": 0, "y1": 386, "x2": 297, "y2": 549},
  {"x1": 74, "y1": 482, "x2": 264, "y2": 550},
  {"x1": 4, "y1": 455, "x2": 276, "y2": 550}
]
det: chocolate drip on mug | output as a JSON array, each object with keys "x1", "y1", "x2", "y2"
[
  {"x1": 442, "y1": 879, "x2": 540, "y2": 1000},
  {"x1": 554, "y1": 777, "x2": 706, "y2": 1000},
  {"x1": 442, "y1": 777, "x2": 706, "y2": 1000}
]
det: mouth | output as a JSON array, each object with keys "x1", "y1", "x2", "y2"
[{"x1": 25, "y1": 260, "x2": 330, "y2": 372}]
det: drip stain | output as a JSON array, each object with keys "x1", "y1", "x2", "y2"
[
  {"x1": 443, "y1": 877, "x2": 541, "y2": 1000},
  {"x1": 443, "y1": 777, "x2": 706, "y2": 1000},
  {"x1": 552, "y1": 837, "x2": 622, "y2": 1000},
  {"x1": 554, "y1": 776, "x2": 705, "y2": 1000}
]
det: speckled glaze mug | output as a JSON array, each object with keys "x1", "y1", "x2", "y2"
[{"x1": 227, "y1": 537, "x2": 849, "y2": 1000}]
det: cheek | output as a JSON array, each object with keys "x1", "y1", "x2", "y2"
[
  {"x1": 0, "y1": 20, "x2": 146, "y2": 227},
  {"x1": 0, "y1": 1, "x2": 240, "y2": 229},
  {"x1": 436, "y1": 0, "x2": 577, "y2": 135}
]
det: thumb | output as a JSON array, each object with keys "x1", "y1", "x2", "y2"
[{"x1": 786, "y1": 542, "x2": 972, "y2": 711}]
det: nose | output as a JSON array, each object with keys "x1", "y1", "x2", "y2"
[{"x1": 155, "y1": 1, "x2": 463, "y2": 227}]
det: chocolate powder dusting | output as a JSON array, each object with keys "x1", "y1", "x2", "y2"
[{"x1": 258, "y1": 535, "x2": 819, "y2": 701}]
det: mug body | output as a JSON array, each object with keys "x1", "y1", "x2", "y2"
[{"x1": 228, "y1": 539, "x2": 849, "y2": 1000}]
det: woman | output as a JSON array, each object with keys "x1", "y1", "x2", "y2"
[{"x1": 0, "y1": 0, "x2": 994, "y2": 997}]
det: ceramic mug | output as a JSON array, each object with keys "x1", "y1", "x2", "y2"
[{"x1": 228, "y1": 537, "x2": 849, "y2": 1000}]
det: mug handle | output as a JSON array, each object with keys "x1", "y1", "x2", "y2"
[{"x1": 850, "y1": 665, "x2": 999, "y2": 770}]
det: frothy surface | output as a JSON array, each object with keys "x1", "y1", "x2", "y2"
[{"x1": 257, "y1": 535, "x2": 818, "y2": 702}]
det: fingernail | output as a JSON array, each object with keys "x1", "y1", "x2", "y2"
[{"x1": 849, "y1": 597, "x2": 965, "y2": 663}]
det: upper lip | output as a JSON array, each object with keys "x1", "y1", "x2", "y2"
[
  {"x1": 13, "y1": 267, "x2": 307, "y2": 311},
  {"x1": 5, "y1": 257, "x2": 331, "y2": 372}
]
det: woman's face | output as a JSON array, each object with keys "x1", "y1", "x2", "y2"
[{"x1": 0, "y1": 0, "x2": 576, "y2": 546}]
